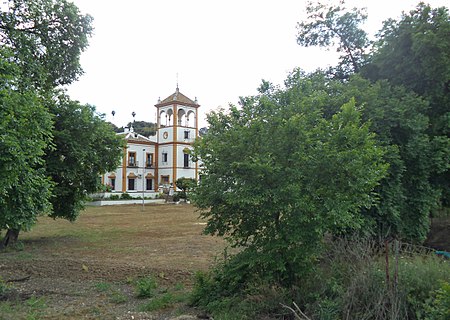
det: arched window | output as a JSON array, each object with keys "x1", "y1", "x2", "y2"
[
  {"x1": 178, "y1": 108, "x2": 186, "y2": 126},
  {"x1": 187, "y1": 110, "x2": 195, "y2": 127}
]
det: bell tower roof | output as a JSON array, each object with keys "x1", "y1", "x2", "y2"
[{"x1": 156, "y1": 87, "x2": 199, "y2": 108}]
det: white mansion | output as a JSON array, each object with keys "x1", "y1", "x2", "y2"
[{"x1": 100, "y1": 87, "x2": 200, "y2": 196}]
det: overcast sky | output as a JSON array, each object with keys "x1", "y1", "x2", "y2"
[{"x1": 66, "y1": 0, "x2": 449, "y2": 128}]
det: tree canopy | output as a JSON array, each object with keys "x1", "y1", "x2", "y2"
[
  {"x1": 0, "y1": 0, "x2": 122, "y2": 247},
  {"x1": 297, "y1": 0, "x2": 369, "y2": 77},
  {"x1": 296, "y1": 1, "x2": 450, "y2": 240},
  {"x1": 193, "y1": 83, "x2": 387, "y2": 283},
  {"x1": 362, "y1": 3, "x2": 450, "y2": 208},
  {"x1": 0, "y1": 0, "x2": 93, "y2": 90},
  {"x1": 45, "y1": 95, "x2": 124, "y2": 221},
  {"x1": 0, "y1": 51, "x2": 53, "y2": 248}
]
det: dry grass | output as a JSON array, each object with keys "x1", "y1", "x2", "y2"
[{"x1": 0, "y1": 203, "x2": 226, "y2": 319}]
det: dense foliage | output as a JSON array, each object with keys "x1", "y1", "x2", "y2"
[
  {"x1": 191, "y1": 1, "x2": 450, "y2": 318},
  {"x1": 296, "y1": 1, "x2": 450, "y2": 241},
  {"x1": 44, "y1": 95, "x2": 124, "y2": 221},
  {"x1": 362, "y1": 3, "x2": 450, "y2": 208},
  {"x1": 0, "y1": 0, "x2": 122, "y2": 246},
  {"x1": 0, "y1": 51, "x2": 53, "y2": 248},
  {"x1": 175, "y1": 177, "x2": 196, "y2": 201},
  {"x1": 193, "y1": 85, "x2": 387, "y2": 284},
  {"x1": 0, "y1": 0, "x2": 93, "y2": 89},
  {"x1": 191, "y1": 239, "x2": 450, "y2": 319}
]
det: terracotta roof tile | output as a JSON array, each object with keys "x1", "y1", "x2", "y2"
[{"x1": 159, "y1": 87, "x2": 198, "y2": 106}]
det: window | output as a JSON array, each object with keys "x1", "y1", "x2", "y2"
[
  {"x1": 162, "y1": 152, "x2": 168, "y2": 163},
  {"x1": 128, "y1": 152, "x2": 136, "y2": 167},
  {"x1": 146, "y1": 153, "x2": 153, "y2": 167},
  {"x1": 128, "y1": 178, "x2": 135, "y2": 190},
  {"x1": 109, "y1": 178, "x2": 115, "y2": 190},
  {"x1": 184, "y1": 153, "x2": 189, "y2": 168},
  {"x1": 146, "y1": 178, "x2": 153, "y2": 191},
  {"x1": 161, "y1": 175, "x2": 169, "y2": 184},
  {"x1": 184, "y1": 130, "x2": 190, "y2": 139}
]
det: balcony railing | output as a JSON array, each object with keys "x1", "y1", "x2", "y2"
[
  {"x1": 127, "y1": 160, "x2": 138, "y2": 167},
  {"x1": 145, "y1": 162, "x2": 153, "y2": 168}
]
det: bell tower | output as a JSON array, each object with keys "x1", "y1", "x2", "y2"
[{"x1": 155, "y1": 87, "x2": 199, "y2": 187}]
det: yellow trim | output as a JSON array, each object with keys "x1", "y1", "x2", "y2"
[
  {"x1": 173, "y1": 105, "x2": 178, "y2": 187},
  {"x1": 173, "y1": 143, "x2": 177, "y2": 186},
  {"x1": 154, "y1": 144, "x2": 159, "y2": 191},
  {"x1": 122, "y1": 147, "x2": 127, "y2": 192}
]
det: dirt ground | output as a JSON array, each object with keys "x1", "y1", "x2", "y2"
[{"x1": 0, "y1": 203, "x2": 227, "y2": 320}]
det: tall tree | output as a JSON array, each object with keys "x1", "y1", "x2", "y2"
[
  {"x1": 192, "y1": 81, "x2": 386, "y2": 285},
  {"x1": 44, "y1": 94, "x2": 124, "y2": 221},
  {"x1": 362, "y1": 3, "x2": 450, "y2": 208},
  {"x1": 0, "y1": 50, "x2": 53, "y2": 248},
  {"x1": 296, "y1": 1, "x2": 450, "y2": 240},
  {"x1": 296, "y1": 0, "x2": 369, "y2": 77},
  {"x1": 0, "y1": 0, "x2": 122, "y2": 247},
  {"x1": 285, "y1": 70, "x2": 439, "y2": 241},
  {"x1": 0, "y1": 0, "x2": 93, "y2": 90}
]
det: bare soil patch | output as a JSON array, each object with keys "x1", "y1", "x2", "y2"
[{"x1": 0, "y1": 204, "x2": 226, "y2": 319}]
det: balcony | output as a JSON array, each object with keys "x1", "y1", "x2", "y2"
[
  {"x1": 145, "y1": 162, "x2": 153, "y2": 168},
  {"x1": 127, "y1": 160, "x2": 138, "y2": 168}
]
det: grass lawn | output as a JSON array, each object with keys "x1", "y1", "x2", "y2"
[{"x1": 0, "y1": 203, "x2": 226, "y2": 319}]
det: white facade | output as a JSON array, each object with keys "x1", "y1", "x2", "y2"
[{"x1": 101, "y1": 87, "x2": 200, "y2": 196}]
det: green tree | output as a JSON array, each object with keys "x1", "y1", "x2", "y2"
[
  {"x1": 362, "y1": 3, "x2": 450, "y2": 208},
  {"x1": 44, "y1": 94, "x2": 124, "y2": 221},
  {"x1": 192, "y1": 84, "x2": 387, "y2": 285},
  {"x1": 296, "y1": 1, "x2": 450, "y2": 240},
  {"x1": 0, "y1": 0, "x2": 93, "y2": 90},
  {"x1": 0, "y1": 1, "x2": 122, "y2": 247},
  {"x1": 286, "y1": 71, "x2": 440, "y2": 241},
  {"x1": 296, "y1": 0, "x2": 369, "y2": 77},
  {"x1": 0, "y1": 51, "x2": 53, "y2": 248},
  {"x1": 175, "y1": 177, "x2": 196, "y2": 201},
  {"x1": 125, "y1": 121, "x2": 157, "y2": 137}
]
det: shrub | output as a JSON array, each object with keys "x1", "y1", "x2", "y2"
[
  {"x1": 192, "y1": 238, "x2": 450, "y2": 320},
  {"x1": 424, "y1": 281, "x2": 450, "y2": 320},
  {"x1": 120, "y1": 193, "x2": 132, "y2": 200},
  {"x1": 172, "y1": 193, "x2": 180, "y2": 202},
  {"x1": 135, "y1": 276, "x2": 158, "y2": 298},
  {"x1": 190, "y1": 255, "x2": 291, "y2": 319},
  {"x1": 300, "y1": 239, "x2": 450, "y2": 319},
  {"x1": 109, "y1": 195, "x2": 120, "y2": 200}
]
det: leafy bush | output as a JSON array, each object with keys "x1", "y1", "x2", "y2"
[
  {"x1": 191, "y1": 238, "x2": 450, "y2": 319},
  {"x1": 190, "y1": 255, "x2": 291, "y2": 319},
  {"x1": 120, "y1": 193, "x2": 132, "y2": 200},
  {"x1": 135, "y1": 276, "x2": 158, "y2": 298},
  {"x1": 398, "y1": 256, "x2": 450, "y2": 319},
  {"x1": 172, "y1": 193, "x2": 180, "y2": 202},
  {"x1": 301, "y1": 240, "x2": 450, "y2": 319},
  {"x1": 109, "y1": 195, "x2": 120, "y2": 200},
  {"x1": 424, "y1": 281, "x2": 450, "y2": 320}
]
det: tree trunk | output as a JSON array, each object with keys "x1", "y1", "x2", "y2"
[{"x1": 0, "y1": 229, "x2": 20, "y2": 250}]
